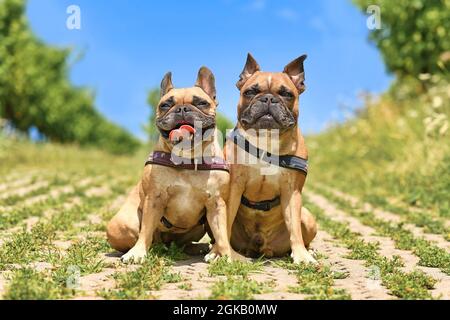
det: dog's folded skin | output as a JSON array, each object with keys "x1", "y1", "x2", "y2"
[
  {"x1": 106, "y1": 67, "x2": 237, "y2": 263},
  {"x1": 225, "y1": 54, "x2": 318, "y2": 264}
]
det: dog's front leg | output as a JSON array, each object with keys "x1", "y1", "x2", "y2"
[
  {"x1": 226, "y1": 167, "x2": 246, "y2": 239},
  {"x1": 204, "y1": 196, "x2": 232, "y2": 262},
  {"x1": 280, "y1": 181, "x2": 317, "y2": 265},
  {"x1": 121, "y1": 193, "x2": 163, "y2": 264}
]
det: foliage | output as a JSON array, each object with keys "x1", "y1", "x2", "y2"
[
  {"x1": 0, "y1": 139, "x2": 446, "y2": 300},
  {"x1": 0, "y1": 0, "x2": 139, "y2": 154},
  {"x1": 353, "y1": 0, "x2": 450, "y2": 79},
  {"x1": 210, "y1": 277, "x2": 273, "y2": 300},
  {"x1": 216, "y1": 112, "x2": 234, "y2": 140},
  {"x1": 144, "y1": 88, "x2": 161, "y2": 141},
  {"x1": 4, "y1": 268, "x2": 67, "y2": 300},
  {"x1": 208, "y1": 257, "x2": 264, "y2": 277},
  {"x1": 309, "y1": 77, "x2": 449, "y2": 216},
  {"x1": 311, "y1": 1, "x2": 450, "y2": 217}
]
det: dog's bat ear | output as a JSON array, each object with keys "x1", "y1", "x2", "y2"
[
  {"x1": 283, "y1": 54, "x2": 307, "y2": 94},
  {"x1": 160, "y1": 72, "x2": 174, "y2": 98},
  {"x1": 236, "y1": 53, "x2": 261, "y2": 90},
  {"x1": 195, "y1": 66, "x2": 217, "y2": 102}
]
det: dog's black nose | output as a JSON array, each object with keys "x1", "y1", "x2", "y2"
[
  {"x1": 259, "y1": 95, "x2": 269, "y2": 103},
  {"x1": 258, "y1": 94, "x2": 280, "y2": 104},
  {"x1": 175, "y1": 105, "x2": 193, "y2": 114},
  {"x1": 270, "y1": 96, "x2": 280, "y2": 103}
]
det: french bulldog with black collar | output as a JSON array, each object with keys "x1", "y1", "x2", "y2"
[{"x1": 225, "y1": 54, "x2": 317, "y2": 264}]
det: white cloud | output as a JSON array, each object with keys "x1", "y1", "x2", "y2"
[
  {"x1": 309, "y1": 17, "x2": 327, "y2": 32},
  {"x1": 276, "y1": 8, "x2": 299, "y2": 22},
  {"x1": 245, "y1": 0, "x2": 266, "y2": 12}
]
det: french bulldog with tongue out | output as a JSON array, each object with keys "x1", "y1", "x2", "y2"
[{"x1": 107, "y1": 67, "x2": 239, "y2": 263}]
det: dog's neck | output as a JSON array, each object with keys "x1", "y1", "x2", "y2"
[
  {"x1": 237, "y1": 124, "x2": 308, "y2": 158},
  {"x1": 154, "y1": 128, "x2": 223, "y2": 159}
]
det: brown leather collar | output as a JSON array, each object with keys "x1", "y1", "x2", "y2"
[{"x1": 145, "y1": 151, "x2": 229, "y2": 172}]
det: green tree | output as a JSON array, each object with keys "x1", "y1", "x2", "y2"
[
  {"x1": 0, "y1": 0, "x2": 139, "y2": 154},
  {"x1": 216, "y1": 112, "x2": 234, "y2": 140},
  {"x1": 144, "y1": 88, "x2": 160, "y2": 142},
  {"x1": 353, "y1": 0, "x2": 450, "y2": 79}
]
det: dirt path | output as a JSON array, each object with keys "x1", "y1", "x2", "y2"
[
  {"x1": 315, "y1": 184, "x2": 450, "y2": 251},
  {"x1": 77, "y1": 226, "x2": 395, "y2": 300},
  {"x1": 1, "y1": 167, "x2": 449, "y2": 300},
  {"x1": 312, "y1": 230, "x2": 393, "y2": 299},
  {"x1": 305, "y1": 190, "x2": 450, "y2": 299}
]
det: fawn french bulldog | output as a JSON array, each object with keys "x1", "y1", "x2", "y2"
[
  {"x1": 107, "y1": 67, "x2": 235, "y2": 263},
  {"x1": 225, "y1": 54, "x2": 317, "y2": 264}
]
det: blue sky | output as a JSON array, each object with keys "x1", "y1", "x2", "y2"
[{"x1": 27, "y1": 0, "x2": 391, "y2": 140}]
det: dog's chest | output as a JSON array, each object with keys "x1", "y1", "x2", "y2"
[
  {"x1": 244, "y1": 165, "x2": 283, "y2": 200},
  {"x1": 165, "y1": 175, "x2": 208, "y2": 213},
  {"x1": 156, "y1": 169, "x2": 227, "y2": 229},
  {"x1": 238, "y1": 165, "x2": 288, "y2": 239}
]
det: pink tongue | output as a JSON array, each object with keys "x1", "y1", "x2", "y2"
[{"x1": 169, "y1": 125, "x2": 196, "y2": 142}]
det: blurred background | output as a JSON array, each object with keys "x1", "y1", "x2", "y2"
[
  {"x1": 2, "y1": 0, "x2": 391, "y2": 143},
  {"x1": 1, "y1": 0, "x2": 449, "y2": 215}
]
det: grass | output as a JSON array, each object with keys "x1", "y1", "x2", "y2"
[
  {"x1": 99, "y1": 251, "x2": 172, "y2": 300},
  {"x1": 208, "y1": 257, "x2": 264, "y2": 277},
  {"x1": 0, "y1": 223, "x2": 58, "y2": 268},
  {"x1": 207, "y1": 257, "x2": 272, "y2": 300},
  {"x1": 0, "y1": 176, "x2": 71, "y2": 206},
  {"x1": 178, "y1": 282, "x2": 193, "y2": 291},
  {"x1": 210, "y1": 277, "x2": 275, "y2": 300},
  {"x1": 0, "y1": 194, "x2": 117, "y2": 270},
  {"x1": 308, "y1": 80, "x2": 450, "y2": 218},
  {"x1": 274, "y1": 258, "x2": 351, "y2": 300},
  {"x1": 0, "y1": 138, "x2": 145, "y2": 299},
  {"x1": 314, "y1": 184, "x2": 449, "y2": 239},
  {"x1": 3, "y1": 237, "x2": 110, "y2": 300},
  {"x1": 99, "y1": 243, "x2": 187, "y2": 300},
  {"x1": 304, "y1": 196, "x2": 437, "y2": 299},
  {"x1": 362, "y1": 194, "x2": 449, "y2": 235},
  {"x1": 287, "y1": 263, "x2": 350, "y2": 300},
  {"x1": 311, "y1": 186, "x2": 450, "y2": 275},
  {"x1": 1, "y1": 127, "x2": 448, "y2": 300},
  {"x1": 52, "y1": 237, "x2": 108, "y2": 286},
  {"x1": 151, "y1": 242, "x2": 189, "y2": 262},
  {"x1": 4, "y1": 268, "x2": 69, "y2": 300},
  {"x1": 0, "y1": 176, "x2": 108, "y2": 231}
]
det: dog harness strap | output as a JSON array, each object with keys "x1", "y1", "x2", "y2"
[
  {"x1": 241, "y1": 195, "x2": 281, "y2": 212},
  {"x1": 145, "y1": 151, "x2": 229, "y2": 172},
  {"x1": 160, "y1": 211, "x2": 207, "y2": 230},
  {"x1": 160, "y1": 216, "x2": 182, "y2": 229},
  {"x1": 229, "y1": 128, "x2": 308, "y2": 175}
]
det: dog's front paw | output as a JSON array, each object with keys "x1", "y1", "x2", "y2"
[
  {"x1": 204, "y1": 245, "x2": 231, "y2": 263},
  {"x1": 230, "y1": 249, "x2": 250, "y2": 262},
  {"x1": 291, "y1": 249, "x2": 317, "y2": 265},
  {"x1": 121, "y1": 247, "x2": 147, "y2": 264}
]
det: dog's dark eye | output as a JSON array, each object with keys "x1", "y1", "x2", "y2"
[
  {"x1": 244, "y1": 89, "x2": 258, "y2": 98},
  {"x1": 279, "y1": 90, "x2": 294, "y2": 99},
  {"x1": 159, "y1": 103, "x2": 170, "y2": 110},
  {"x1": 196, "y1": 101, "x2": 209, "y2": 108}
]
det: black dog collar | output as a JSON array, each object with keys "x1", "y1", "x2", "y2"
[
  {"x1": 241, "y1": 195, "x2": 281, "y2": 212},
  {"x1": 160, "y1": 213, "x2": 207, "y2": 231},
  {"x1": 228, "y1": 128, "x2": 308, "y2": 212},
  {"x1": 228, "y1": 128, "x2": 308, "y2": 175}
]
